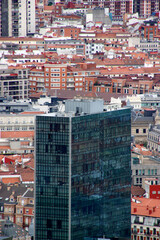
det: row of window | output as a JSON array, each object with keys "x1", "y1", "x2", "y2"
[
  {"x1": 133, "y1": 225, "x2": 159, "y2": 236},
  {"x1": 0, "y1": 126, "x2": 34, "y2": 131},
  {"x1": 45, "y1": 68, "x2": 66, "y2": 72},
  {"x1": 0, "y1": 120, "x2": 33, "y2": 124},
  {"x1": 148, "y1": 134, "x2": 159, "y2": 142},
  {"x1": 135, "y1": 169, "x2": 157, "y2": 176},
  {"x1": 136, "y1": 129, "x2": 146, "y2": 134}
]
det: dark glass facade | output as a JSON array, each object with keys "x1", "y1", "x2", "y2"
[{"x1": 35, "y1": 108, "x2": 131, "y2": 240}]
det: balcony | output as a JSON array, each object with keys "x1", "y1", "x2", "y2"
[{"x1": 67, "y1": 79, "x2": 74, "y2": 83}]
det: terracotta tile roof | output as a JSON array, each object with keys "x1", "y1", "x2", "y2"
[
  {"x1": 20, "y1": 111, "x2": 44, "y2": 115},
  {"x1": 24, "y1": 157, "x2": 34, "y2": 169},
  {"x1": 47, "y1": 89, "x2": 127, "y2": 102},
  {"x1": 131, "y1": 185, "x2": 146, "y2": 197},
  {"x1": 133, "y1": 144, "x2": 152, "y2": 156},
  {"x1": 20, "y1": 170, "x2": 34, "y2": 182},
  {"x1": 132, "y1": 197, "x2": 160, "y2": 217},
  {"x1": 0, "y1": 146, "x2": 10, "y2": 150},
  {"x1": 44, "y1": 5, "x2": 54, "y2": 11},
  {"x1": 0, "y1": 37, "x2": 44, "y2": 41},
  {"x1": 1, "y1": 131, "x2": 34, "y2": 139},
  {"x1": 2, "y1": 177, "x2": 21, "y2": 184},
  {"x1": 48, "y1": 44, "x2": 75, "y2": 48},
  {"x1": 100, "y1": 66, "x2": 160, "y2": 76}
]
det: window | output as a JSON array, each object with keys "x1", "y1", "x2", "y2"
[
  {"x1": 47, "y1": 219, "x2": 52, "y2": 228},
  {"x1": 54, "y1": 123, "x2": 60, "y2": 132},
  {"x1": 57, "y1": 220, "x2": 62, "y2": 229},
  {"x1": 51, "y1": 73, "x2": 60, "y2": 77},
  {"x1": 45, "y1": 145, "x2": 48, "y2": 153},
  {"x1": 153, "y1": 228, "x2": 156, "y2": 235},
  {"x1": 146, "y1": 227, "x2": 150, "y2": 235},
  {"x1": 44, "y1": 176, "x2": 50, "y2": 184},
  {"x1": 25, "y1": 217, "x2": 28, "y2": 225},
  {"x1": 51, "y1": 68, "x2": 60, "y2": 72},
  {"x1": 56, "y1": 156, "x2": 60, "y2": 164},
  {"x1": 152, "y1": 191, "x2": 156, "y2": 194},
  {"x1": 136, "y1": 129, "x2": 139, "y2": 134},
  {"x1": 55, "y1": 145, "x2": 67, "y2": 154},
  {"x1": 47, "y1": 230, "x2": 52, "y2": 239},
  {"x1": 143, "y1": 129, "x2": 146, "y2": 133}
]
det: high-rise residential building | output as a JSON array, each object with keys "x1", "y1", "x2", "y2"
[
  {"x1": 58, "y1": 0, "x2": 134, "y2": 18},
  {"x1": 1, "y1": 0, "x2": 35, "y2": 37},
  {"x1": 133, "y1": 0, "x2": 160, "y2": 17},
  {"x1": 35, "y1": 98, "x2": 131, "y2": 240}
]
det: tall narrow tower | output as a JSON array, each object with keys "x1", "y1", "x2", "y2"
[{"x1": 1, "y1": 0, "x2": 35, "y2": 37}]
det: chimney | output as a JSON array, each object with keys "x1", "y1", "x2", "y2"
[
  {"x1": 134, "y1": 208, "x2": 137, "y2": 213},
  {"x1": 147, "y1": 205, "x2": 149, "y2": 210},
  {"x1": 7, "y1": 185, "x2": 11, "y2": 191},
  {"x1": 153, "y1": 206, "x2": 156, "y2": 212},
  {"x1": 12, "y1": 191, "x2": 15, "y2": 195},
  {"x1": 149, "y1": 210, "x2": 152, "y2": 214}
]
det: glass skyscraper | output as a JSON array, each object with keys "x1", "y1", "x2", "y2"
[{"x1": 35, "y1": 99, "x2": 131, "y2": 240}]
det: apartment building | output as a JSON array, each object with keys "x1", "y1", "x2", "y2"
[
  {"x1": 84, "y1": 75, "x2": 155, "y2": 95},
  {"x1": 0, "y1": 37, "x2": 45, "y2": 49},
  {"x1": 16, "y1": 189, "x2": 34, "y2": 231},
  {"x1": 0, "y1": 182, "x2": 34, "y2": 231},
  {"x1": 131, "y1": 153, "x2": 160, "y2": 187},
  {"x1": 139, "y1": 19, "x2": 159, "y2": 40},
  {"x1": 0, "y1": 112, "x2": 41, "y2": 153},
  {"x1": 45, "y1": 38, "x2": 85, "y2": 55},
  {"x1": 0, "y1": 68, "x2": 29, "y2": 100},
  {"x1": 138, "y1": 40, "x2": 160, "y2": 52},
  {"x1": 1, "y1": 0, "x2": 35, "y2": 37},
  {"x1": 71, "y1": 0, "x2": 133, "y2": 19},
  {"x1": 29, "y1": 66, "x2": 45, "y2": 95},
  {"x1": 109, "y1": 0, "x2": 133, "y2": 19},
  {"x1": 147, "y1": 125, "x2": 160, "y2": 153},
  {"x1": 132, "y1": 114, "x2": 154, "y2": 144},
  {"x1": 133, "y1": 0, "x2": 160, "y2": 17},
  {"x1": 29, "y1": 63, "x2": 100, "y2": 94},
  {"x1": 131, "y1": 197, "x2": 160, "y2": 240}
]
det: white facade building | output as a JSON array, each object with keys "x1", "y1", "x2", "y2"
[{"x1": 3, "y1": 0, "x2": 35, "y2": 37}]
